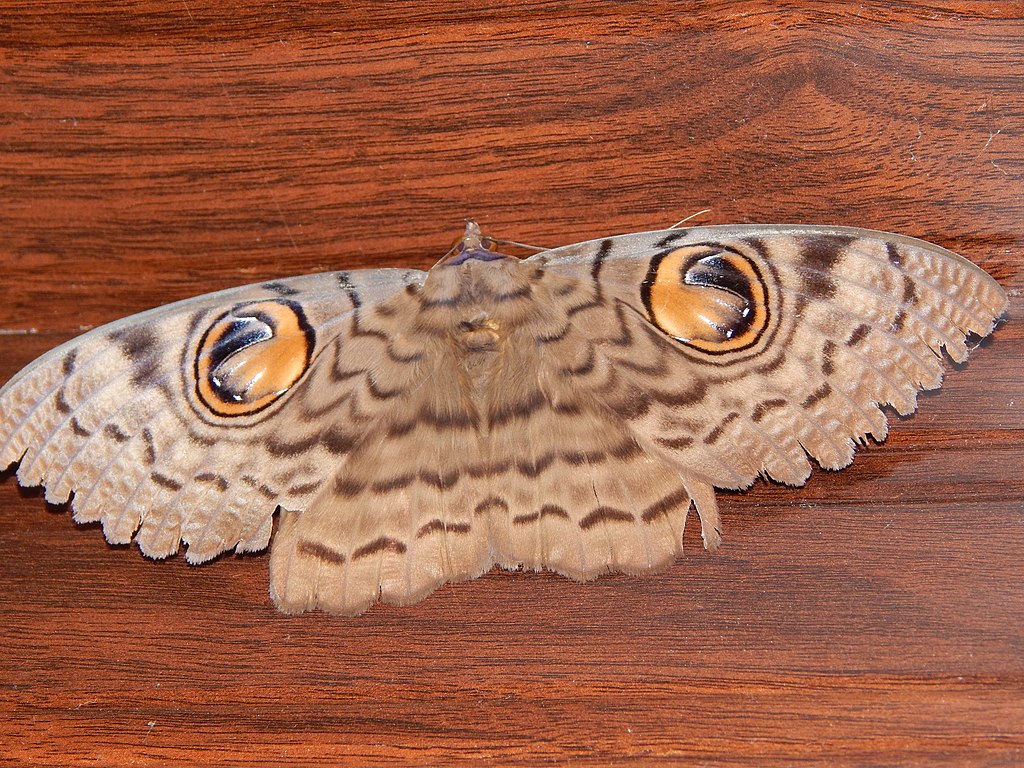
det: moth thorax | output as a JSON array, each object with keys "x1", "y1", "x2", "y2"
[
  {"x1": 194, "y1": 300, "x2": 315, "y2": 417},
  {"x1": 458, "y1": 313, "x2": 501, "y2": 352}
]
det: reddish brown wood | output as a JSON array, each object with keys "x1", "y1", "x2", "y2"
[{"x1": 0, "y1": 2, "x2": 1021, "y2": 765}]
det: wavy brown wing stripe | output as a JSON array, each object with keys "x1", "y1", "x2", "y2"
[
  {"x1": 0, "y1": 223, "x2": 1008, "y2": 614},
  {"x1": 0, "y1": 268, "x2": 423, "y2": 562},
  {"x1": 534, "y1": 226, "x2": 1007, "y2": 486}
]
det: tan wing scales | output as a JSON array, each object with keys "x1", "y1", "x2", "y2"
[
  {"x1": 0, "y1": 223, "x2": 1006, "y2": 615},
  {"x1": 270, "y1": 251, "x2": 718, "y2": 614}
]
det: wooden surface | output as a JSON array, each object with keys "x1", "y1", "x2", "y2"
[{"x1": 1, "y1": 2, "x2": 1022, "y2": 765}]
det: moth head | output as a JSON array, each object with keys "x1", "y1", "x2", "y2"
[
  {"x1": 193, "y1": 300, "x2": 315, "y2": 418},
  {"x1": 642, "y1": 244, "x2": 770, "y2": 354},
  {"x1": 442, "y1": 221, "x2": 508, "y2": 267}
]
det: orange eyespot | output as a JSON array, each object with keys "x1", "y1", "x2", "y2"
[
  {"x1": 642, "y1": 245, "x2": 769, "y2": 354},
  {"x1": 194, "y1": 300, "x2": 315, "y2": 417}
]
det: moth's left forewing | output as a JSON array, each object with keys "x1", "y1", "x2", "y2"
[
  {"x1": 533, "y1": 226, "x2": 1008, "y2": 495},
  {"x1": 0, "y1": 267, "x2": 422, "y2": 563}
]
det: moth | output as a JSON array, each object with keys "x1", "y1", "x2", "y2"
[{"x1": 0, "y1": 223, "x2": 1008, "y2": 615}]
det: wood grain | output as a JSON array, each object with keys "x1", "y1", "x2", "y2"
[{"x1": 1, "y1": 2, "x2": 1021, "y2": 765}]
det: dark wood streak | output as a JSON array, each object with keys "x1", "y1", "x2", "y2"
[
  {"x1": 704, "y1": 412, "x2": 740, "y2": 445},
  {"x1": 641, "y1": 487, "x2": 691, "y2": 523},
  {"x1": 579, "y1": 506, "x2": 634, "y2": 530},
  {"x1": 296, "y1": 540, "x2": 345, "y2": 566},
  {"x1": 195, "y1": 472, "x2": 229, "y2": 492},
  {"x1": 801, "y1": 383, "x2": 833, "y2": 409},
  {"x1": 352, "y1": 537, "x2": 407, "y2": 559},
  {"x1": 150, "y1": 471, "x2": 182, "y2": 491}
]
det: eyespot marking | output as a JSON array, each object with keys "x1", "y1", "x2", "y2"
[
  {"x1": 194, "y1": 300, "x2": 315, "y2": 417},
  {"x1": 642, "y1": 245, "x2": 770, "y2": 354}
]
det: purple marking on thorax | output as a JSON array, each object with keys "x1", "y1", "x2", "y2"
[{"x1": 446, "y1": 247, "x2": 506, "y2": 266}]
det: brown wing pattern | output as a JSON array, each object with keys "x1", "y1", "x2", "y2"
[
  {"x1": 538, "y1": 226, "x2": 1008, "y2": 488},
  {"x1": 0, "y1": 268, "x2": 423, "y2": 562},
  {"x1": 270, "y1": 252, "x2": 708, "y2": 614},
  {"x1": 0, "y1": 225, "x2": 1007, "y2": 615}
]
